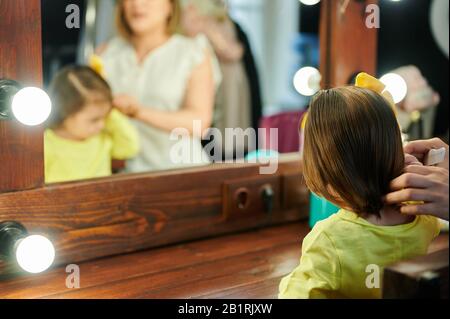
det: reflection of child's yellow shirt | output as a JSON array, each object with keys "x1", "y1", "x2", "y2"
[
  {"x1": 44, "y1": 109, "x2": 139, "y2": 183},
  {"x1": 279, "y1": 209, "x2": 440, "y2": 299}
]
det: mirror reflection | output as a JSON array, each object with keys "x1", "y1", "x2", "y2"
[{"x1": 41, "y1": 0, "x2": 448, "y2": 184}]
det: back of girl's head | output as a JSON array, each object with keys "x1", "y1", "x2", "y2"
[
  {"x1": 47, "y1": 65, "x2": 112, "y2": 128},
  {"x1": 302, "y1": 86, "x2": 405, "y2": 216}
]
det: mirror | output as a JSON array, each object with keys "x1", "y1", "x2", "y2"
[
  {"x1": 41, "y1": 0, "x2": 450, "y2": 185},
  {"x1": 41, "y1": 0, "x2": 304, "y2": 184}
]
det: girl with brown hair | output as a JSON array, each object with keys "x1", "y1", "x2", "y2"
[{"x1": 279, "y1": 74, "x2": 440, "y2": 299}]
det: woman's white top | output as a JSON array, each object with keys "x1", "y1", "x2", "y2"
[{"x1": 101, "y1": 34, "x2": 213, "y2": 173}]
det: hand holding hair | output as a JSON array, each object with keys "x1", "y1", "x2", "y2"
[{"x1": 385, "y1": 138, "x2": 449, "y2": 221}]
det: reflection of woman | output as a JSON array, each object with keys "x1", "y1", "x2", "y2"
[
  {"x1": 98, "y1": 0, "x2": 214, "y2": 172},
  {"x1": 181, "y1": 0, "x2": 262, "y2": 158}
]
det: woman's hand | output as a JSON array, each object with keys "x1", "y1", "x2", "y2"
[
  {"x1": 181, "y1": 4, "x2": 206, "y2": 37},
  {"x1": 384, "y1": 138, "x2": 449, "y2": 220},
  {"x1": 113, "y1": 94, "x2": 141, "y2": 118},
  {"x1": 386, "y1": 165, "x2": 449, "y2": 220},
  {"x1": 404, "y1": 138, "x2": 449, "y2": 170}
]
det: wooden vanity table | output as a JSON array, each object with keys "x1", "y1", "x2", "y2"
[{"x1": 0, "y1": 222, "x2": 447, "y2": 299}]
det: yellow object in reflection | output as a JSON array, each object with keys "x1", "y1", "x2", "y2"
[{"x1": 89, "y1": 54, "x2": 105, "y2": 78}]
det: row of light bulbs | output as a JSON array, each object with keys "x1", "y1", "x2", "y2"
[
  {"x1": 0, "y1": 82, "x2": 54, "y2": 273},
  {"x1": 293, "y1": 66, "x2": 408, "y2": 104}
]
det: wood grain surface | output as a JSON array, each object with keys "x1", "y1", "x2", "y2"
[
  {"x1": 320, "y1": 0, "x2": 379, "y2": 88},
  {"x1": 0, "y1": 222, "x2": 447, "y2": 299},
  {"x1": 0, "y1": 156, "x2": 309, "y2": 276},
  {"x1": 0, "y1": 0, "x2": 45, "y2": 192}
]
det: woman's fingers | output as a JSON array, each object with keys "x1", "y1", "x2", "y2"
[
  {"x1": 403, "y1": 164, "x2": 439, "y2": 175},
  {"x1": 404, "y1": 154, "x2": 422, "y2": 166},
  {"x1": 113, "y1": 95, "x2": 139, "y2": 116},
  {"x1": 385, "y1": 188, "x2": 439, "y2": 204},
  {"x1": 400, "y1": 203, "x2": 436, "y2": 216},
  {"x1": 389, "y1": 172, "x2": 433, "y2": 191},
  {"x1": 404, "y1": 138, "x2": 446, "y2": 157},
  {"x1": 404, "y1": 138, "x2": 449, "y2": 170}
]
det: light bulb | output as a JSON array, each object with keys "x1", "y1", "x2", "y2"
[
  {"x1": 11, "y1": 87, "x2": 52, "y2": 126},
  {"x1": 380, "y1": 73, "x2": 408, "y2": 104},
  {"x1": 299, "y1": 0, "x2": 321, "y2": 5},
  {"x1": 293, "y1": 67, "x2": 321, "y2": 96},
  {"x1": 15, "y1": 235, "x2": 55, "y2": 274}
]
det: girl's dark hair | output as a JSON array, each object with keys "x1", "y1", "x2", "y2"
[
  {"x1": 47, "y1": 65, "x2": 113, "y2": 128},
  {"x1": 302, "y1": 86, "x2": 405, "y2": 216}
]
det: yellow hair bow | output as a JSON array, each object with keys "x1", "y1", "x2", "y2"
[
  {"x1": 355, "y1": 72, "x2": 397, "y2": 115},
  {"x1": 89, "y1": 54, "x2": 105, "y2": 78},
  {"x1": 300, "y1": 72, "x2": 398, "y2": 131}
]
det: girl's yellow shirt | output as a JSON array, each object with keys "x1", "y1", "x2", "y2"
[
  {"x1": 279, "y1": 209, "x2": 440, "y2": 299},
  {"x1": 44, "y1": 109, "x2": 139, "y2": 183}
]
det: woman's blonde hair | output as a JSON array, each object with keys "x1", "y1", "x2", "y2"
[{"x1": 115, "y1": 0, "x2": 181, "y2": 39}]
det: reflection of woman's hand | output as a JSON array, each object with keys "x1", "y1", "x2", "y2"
[
  {"x1": 393, "y1": 65, "x2": 440, "y2": 113},
  {"x1": 181, "y1": 4, "x2": 206, "y2": 37},
  {"x1": 113, "y1": 94, "x2": 141, "y2": 118}
]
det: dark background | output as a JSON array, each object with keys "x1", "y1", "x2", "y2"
[
  {"x1": 41, "y1": 0, "x2": 85, "y2": 85},
  {"x1": 377, "y1": 0, "x2": 449, "y2": 138}
]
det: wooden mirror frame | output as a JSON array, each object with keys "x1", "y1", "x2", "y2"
[{"x1": 0, "y1": 0, "x2": 378, "y2": 276}]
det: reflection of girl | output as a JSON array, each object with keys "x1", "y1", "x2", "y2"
[
  {"x1": 44, "y1": 66, "x2": 139, "y2": 183},
  {"x1": 99, "y1": 0, "x2": 214, "y2": 172}
]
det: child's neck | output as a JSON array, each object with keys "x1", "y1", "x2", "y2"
[{"x1": 361, "y1": 205, "x2": 416, "y2": 226}]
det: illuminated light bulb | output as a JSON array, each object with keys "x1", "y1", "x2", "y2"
[
  {"x1": 380, "y1": 73, "x2": 408, "y2": 104},
  {"x1": 293, "y1": 67, "x2": 322, "y2": 96},
  {"x1": 15, "y1": 235, "x2": 55, "y2": 274},
  {"x1": 299, "y1": 0, "x2": 321, "y2": 5},
  {"x1": 11, "y1": 87, "x2": 52, "y2": 126}
]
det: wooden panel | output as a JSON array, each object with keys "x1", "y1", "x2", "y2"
[
  {"x1": 223, "y1": 175, "x2": 281, "y2": 220},
  {"x1": 383, "y1": 248, "x2": 449, "y2": 299},
  {"x1": 0, "y1": 222, "x2": 309, "y2": 299},
  {"x1": 320, "y1": 0, "x2": 378, "y2": 88},
  {"x1": 0, "y1": 156, "x2": 309, "y2": 276},
  {"x1": 0, "y1": 0, "x2": 45, "y2": 192},
  {"x1": 0, "y1": 223, "x2": 447, "y2": 299}
]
